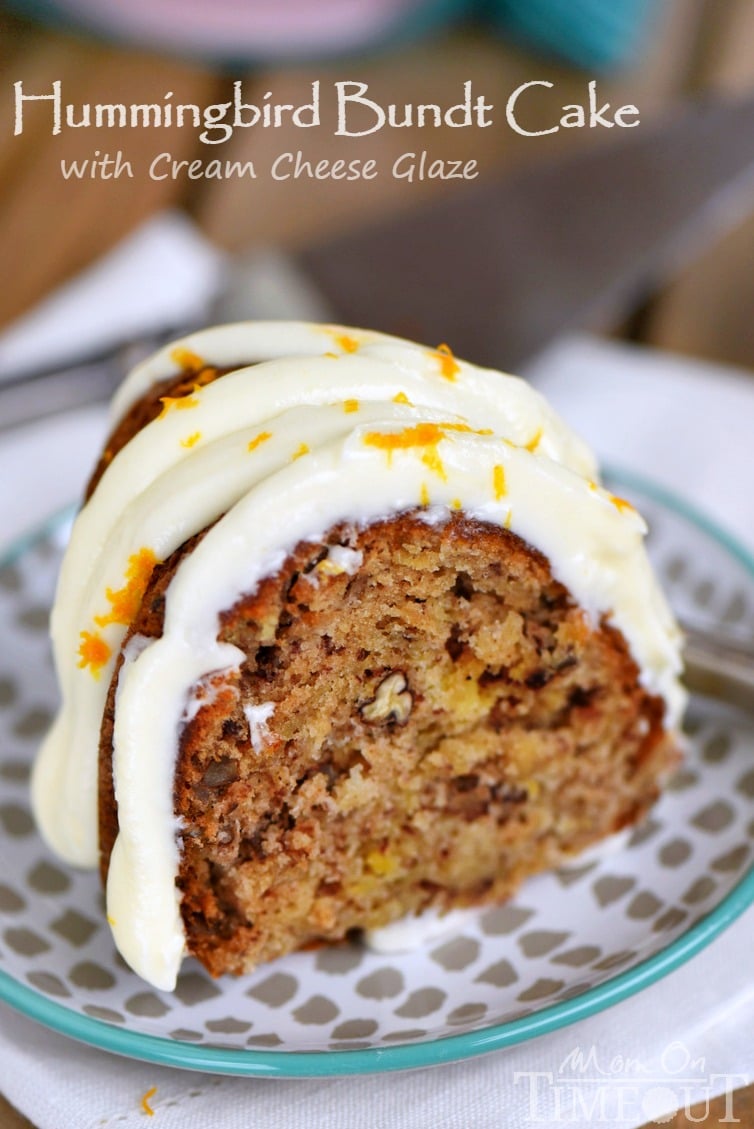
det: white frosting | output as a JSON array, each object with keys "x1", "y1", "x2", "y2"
[
  {"x1": 244, "y1": 702, "x2": 276, "y2": 754},
  {"x1": 31, "y1": 321, "x2": 685, "y2": 990},
  {"x1": 301, "y1": 545, "x2": 364, "y2": 587},
  {"x1": 365, "y1": 907, "x2": 479, "y2": 954},
  {"x1": 319, "y1": 545, "x2": 363, "y2": 575}
]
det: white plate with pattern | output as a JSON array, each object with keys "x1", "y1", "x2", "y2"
[{"x1": 0, "y1": 468, "x2": 753, "y2": 1077}]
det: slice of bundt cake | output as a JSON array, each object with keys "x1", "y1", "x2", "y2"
[{"x1": 33, "y1": 322, "x2": 685, "y2": 989}]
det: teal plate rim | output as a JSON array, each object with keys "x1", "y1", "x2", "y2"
[{"x1": 1, "y1": 465, "x2": 753, "y2": 1077}]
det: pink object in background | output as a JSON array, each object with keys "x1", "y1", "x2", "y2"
[{"x1": 42, "y1": 0, "x2": 444, "y2": 58}]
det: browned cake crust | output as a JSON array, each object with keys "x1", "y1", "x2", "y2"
[
  {"x1": 86, "y1": 360, "x2": 227, "y2": 498},
  {"x1": 98, "y1": 503, "x2": 679, "y2": 978}
]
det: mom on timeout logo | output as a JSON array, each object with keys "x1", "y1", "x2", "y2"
[{"x1": 513, "y1": 1040, "x2": 748, "y2": 1124}]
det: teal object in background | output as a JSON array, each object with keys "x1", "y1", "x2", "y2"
[
  {"x1": 6, "y1": 0, "x2": 664, "y2": 71},
  {"x1": 485, "y1": 0, "x2": 661, "y2": 71}
]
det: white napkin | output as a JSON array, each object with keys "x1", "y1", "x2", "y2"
[
  {"x1": 525, "y1": 334, "x2": 753, "y2": 550},
  {"x1": 0, "y1": 211, "x2": 225, "y2": 383},
  {"x1": 1, "y1": 221, "x2": 754, "y2": 1128}
]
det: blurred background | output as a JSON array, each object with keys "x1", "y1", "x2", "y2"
[
  {"x1": 2, "y1": 9, "x2": 754, "y2": 1129},
  {"x1": 1, "y1": 0, "x2": 754, "y2": 371}
]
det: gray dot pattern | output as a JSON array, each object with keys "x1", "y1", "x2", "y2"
[
  {"x1": 0, "y1": 504, "x2": 752, "y2": 1059},
  {"x1": 430, "y1": 937, "x2": 479, "y2": 971}
]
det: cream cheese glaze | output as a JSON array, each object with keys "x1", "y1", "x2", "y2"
[{"x1": 32, "y1": 321, "x2": 685, "y2": 990}]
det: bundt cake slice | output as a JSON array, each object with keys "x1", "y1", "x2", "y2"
[{"x1": 32, "y1": 322, "x2": 684, "y2": 989}]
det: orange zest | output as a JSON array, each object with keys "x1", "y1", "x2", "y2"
[
  {"x1": 524, "y1": 427, "x2": 543, "y2": 452},
  {"x1": 334, "y1": 333, "x2": 359, "y2": 354},
  {"x1": 364, "y1": 422, "x2": 445, "y2": 453},
  {"x1": 493, "y1": 464, "x2": 506, "y2": 500},
  {"x1": 392, "y1": 391, "x2": 412, "y2": 406},
  {"x1": 609, "y1": 493, "x2": 635, "y2": 514},
  {"x1": 170, "y1": 346, "x2": 205, "y2": 374},
  {"x1": 343, "y1": 399, "x2": 359, "y2": 413},
  {"x1": 247, "y1": 430, "x2": 272, "y2": 452},
  {"x1": 77, "y1": 631, "x2": 112, "y2": 678},
  {"x1": 94, "y1": 549, "x2": 159, "y2": 629},
  {"x1": 180, "y1": 432, "x2": 201, "y2": 448},
  {"x1": 292, "y1": 442, "x2": 310, "y2": 461},
  {"x1": 420, "y1": 446, "x2": 446, "y2": 480},
  {"x1": 440, "y1": 422, "x2": 493, "y2": 436},
  {"x1": 140, "y1": 1086, "x2": 157, "y2": 1117},
  {"x1": 158, "y1": 388, "x2": 200, "y2": 418},
  {"x1": 364, "y1": 422, "x2": 448, "y2": 480},
  {"x1": 363, "y1": 420, "x2": 490, "y2": 482},
  {"x1": 432, "y1": 342, "x2": 460, "y2": 382}
]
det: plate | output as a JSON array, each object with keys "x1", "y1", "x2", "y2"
[{"x1": 1, "y1": 469, "x2": 753, "y2": 1077}]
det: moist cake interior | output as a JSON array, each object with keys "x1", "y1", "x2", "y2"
[{"x1": 99, "y1": 510, "x2": 674, "y2": 976}]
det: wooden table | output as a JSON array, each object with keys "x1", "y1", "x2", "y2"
[{"x1": 0, "y1": 6, "x2": 688, "y2": 331}]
